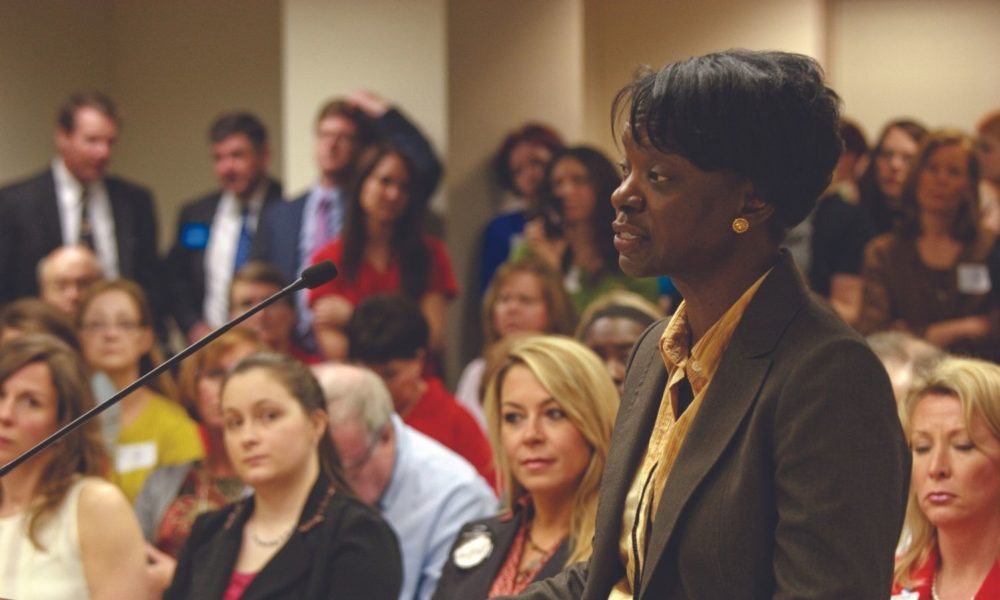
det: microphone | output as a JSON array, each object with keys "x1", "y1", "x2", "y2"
[{"x1": 0, "y1": 260, "x2": 338, "y2": 477}]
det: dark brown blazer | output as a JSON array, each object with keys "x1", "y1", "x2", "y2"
[{"x1": 506, "y1": 252, "x2": 910, "y2": 599}]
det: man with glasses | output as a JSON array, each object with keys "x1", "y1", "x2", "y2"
[
  {"x1": 36, "y1": 244, "x2": 104, "y2": 317},
  {"x1": 317, "y1": 363, "x2": 496, "y2": 600}
]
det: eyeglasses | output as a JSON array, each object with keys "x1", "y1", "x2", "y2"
[
  {"x1": 342, "y1": 424, "x2": 389, "y2": 473},
  {"x1": 80, "y1": 321, "x2": 144, "y2": 335}
]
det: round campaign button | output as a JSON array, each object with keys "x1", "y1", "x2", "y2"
[{"x1": 452, "y1": 526, "x2": 494, "y2": 569}]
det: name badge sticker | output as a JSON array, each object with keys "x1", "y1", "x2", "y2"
[
  {"x1": 890, "y1": 591, "x2": 920, "y2": 600},
  {"x1": 957, "y1": 263, "x2": 991, "y2": 295},
  {"x1": 116, "y1": 441, "x2": 158, "y2": 473}
]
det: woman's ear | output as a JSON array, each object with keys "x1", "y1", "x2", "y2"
[
  {"x1": 310, "y1": 408, "x2": 329, "y2": 441},
  {"x1": 739, "y1": 184, "x2": 776, "y2": 228}
]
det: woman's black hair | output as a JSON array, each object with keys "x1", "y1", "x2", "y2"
[
  {"x1": 612, "y1": 49, "x2": 843, "y2": 240},
  {"x1": 543, "y1": 145, "x2": 621, "y2": 272},
  {"x1": 340, "y1": 143, "x2": 430, "y2": 299}
]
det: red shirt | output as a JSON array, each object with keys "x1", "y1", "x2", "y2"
[
  {"x1": 308, "y1": 235, "x2": 458, "y2": 306},
  {"x1": 222, "y1": 571, "x2": 256, "y2": 600},
  {"x1": 892, "y1": 546, "x2": 1000, "y2": 598},
  {"x1": 404, "y1": 377, "x2": 496, "y2": 489}
]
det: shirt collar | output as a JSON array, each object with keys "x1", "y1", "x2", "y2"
[{"x1": 659, "y1": 268, "x2": 773, "y2": 393}]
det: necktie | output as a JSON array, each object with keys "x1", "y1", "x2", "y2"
[
  {"x1": 233, "y1": 207, "x2": 252, "y2": 273},
  {"x1": 313, "y1": 194, "x2": 333, "y2": 254},
  {"x1": 78, "y1": 187, "x2": 95, "y2": 250}
]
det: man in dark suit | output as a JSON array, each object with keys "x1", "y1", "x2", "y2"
[
  {"x1": 166, "y1": 112, "x2": 282, "y2": 342},
  {"x1": 0, "y1": 91, "x2": 162, "y2": 320},
  {"x1": 507, "y1": 50, "x2": 909, "y2": 599},
  {"x1": 251, "y1": 89, "x2": 442, "y2": 347}
]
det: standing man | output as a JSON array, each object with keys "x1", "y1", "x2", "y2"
[
  {"x1": 507, "y1": 50, "x2": 908, "y2": 599},
  {"x1": 0, "y1": 91, "x2": 161, "y2": 316},
  {"x1": 166, "y1": 112, "x2": 282, "y2": 342},
  {"x1": 317, "y1": 363, "x2": 496, "y2": 600},
  {"x1": 251, "y1": 90, "x2": 441, "y2": 347}
]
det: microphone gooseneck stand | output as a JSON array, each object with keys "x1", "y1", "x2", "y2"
[{"x1": 0, "y1": 260, "x2": 338, "y2": 478}]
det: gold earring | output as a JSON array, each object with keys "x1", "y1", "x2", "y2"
[{"x1": 732, "y1": 218, "x2": 749, "y2": 234}]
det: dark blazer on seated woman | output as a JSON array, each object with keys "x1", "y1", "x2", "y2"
[
  {"x1": 432, "y1": 505, "x2": 569, "y2": 600},
  {"x1": 165, "y1": 473, "x2": 402, "y2": 600}
]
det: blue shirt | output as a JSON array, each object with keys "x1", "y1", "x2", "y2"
[{"x1": 379, "y1": 415, "x2": 497, "y2": 600}]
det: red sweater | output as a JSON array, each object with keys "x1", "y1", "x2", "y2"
[
  {"x1": 403, "y1": 377, "x2": 496, "y2": 490},
  {"x1": 892, "y1": 546, "x2": 1000, "y2": 599}
]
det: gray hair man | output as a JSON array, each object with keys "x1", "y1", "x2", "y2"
[{"x1": 315, "y1": 364, "x2": 496, "y2": 600}]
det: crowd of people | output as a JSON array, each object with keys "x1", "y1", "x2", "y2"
[{"x1": 1, "y1": 48, "x2": 999, "y2": 599}]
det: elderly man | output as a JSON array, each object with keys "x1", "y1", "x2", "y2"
[
  {"x1": 316, "y1": 364, "x2": 496, "y2": 600},
  {"x1": 36, "y1": 245, "x2": 104, "y2": 316}
]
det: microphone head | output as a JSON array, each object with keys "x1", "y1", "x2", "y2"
[{"x1": 301, "y1": 261, "x2": 338, "y2": 289}]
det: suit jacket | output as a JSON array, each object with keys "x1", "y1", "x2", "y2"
[
  {"x1": 508, "y1": 252, "x2": 910, "y2": 599},
  {"x1": 165, "y1": 179, "x2": 282, "y2": 333},
  {"x1": 432, "y1": 507, "x2": 569, "y2": 600},
  {"x1": 0, "y1": 167, "x2": 161, "y2": 311},
  {"x1": 250, "y1": 189, "x2": 306, "y2": 285},
  {"x1": 164, "y1": 474, "x2": 402, "y2": 600}
]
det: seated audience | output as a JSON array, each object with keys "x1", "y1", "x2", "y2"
[
  {"x1": 575, "y1": 290, "x2": 662, "y2": 396},
  {"x1": 319, "y1": 363, "x2": 497, "y2": 600},
  {"x1": 975, "y1": 109, "x2": 1000, "y2": 233},
  {"x1": 433, "y1": 335, "x2": 619, "y2": 598},
  {"x1": 77, "y1": 279, "x2": 203, "y2": 502},
  {"x1": 163, "y1": 352, "x2": 402, "y2": 599},
  {"x1": 135, "y1": 329, "x2": 262, "y2": 557},
  {"x1": 858, "y1": 130, "x2": 1000, "y2": 361},
  {"x1": 893, "y1": 356, "x2": 1000, "y2": 598},
  {"x1": 345, "y1": 294, "x2": 495, "y2": 485},
  {"x1": 866, "y1": 331, "x2": 945, "y2": 403},
  {"x1": 229, "y1": 261, "x2": 320, "y2": 364},
  {"x1": 0, "y1": 334, "x2": 152, "y2": 599},
  {"x1": 807, "y1": 119, "x2": 873, "y2": 325},
  {"x1": 513, "y1": 145, "x2": 660, "y2": 311},
  {"x1": 309, "y1": 142, "x2": 455, "y2": 362},
  {"x1": 480, "y1": 123, "x2": 564, "y2": 293},
  {"x1": 37, "y1": 244, "x2": 104, "y2": 317},
  {"x1": 857, "y1": 119, "x2": 929, "y2": 235},
  {"x1": 0, "y1": 297, "x2": 81, "y2": 351},
  {"x1": 456, "y1": 256, "x2": 576, "y2": 430}
]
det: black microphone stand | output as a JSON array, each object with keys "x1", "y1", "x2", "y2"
[{"x1": 0, "y1": 260, "x2": 338, "y2": 478}]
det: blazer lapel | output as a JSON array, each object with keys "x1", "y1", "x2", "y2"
[
  {"x1": 586, "y1": 320, "x2": 669, "y2": 591},
  {"x1": 191, "y1": 504, "x2": 247, "y2": 599},
  {"x1": 108, "y1": 184, "x2": 135, "y2": 276},
  {"x1": 241, "y1": 530, "x2": 312, "y2": 600},
  {"x1": 638, "y1": 253, "x2": 807, "y2": 596}
]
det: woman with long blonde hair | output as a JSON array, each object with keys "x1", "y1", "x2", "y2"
[
  {"x1": 893, "y1": 356, "x2": 1000, "y2": 598},
  {"x1": 433, "y1": 335, "x2": 618, "y2": 598}
]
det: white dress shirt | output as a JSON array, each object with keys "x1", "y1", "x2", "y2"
[
  {"x1": 202, "y1": 182, "x2": 266, "y2": 327},
  {"x1": 52, "y1": 158, "x2": 118, "y2": 277}
]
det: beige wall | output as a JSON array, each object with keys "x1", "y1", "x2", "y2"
[
  {"x1": 0, "y1": 0, "x2": 113, "y2": 183},
  {"x1": 282, "y1": 0, "x2": 448, "y2": 198},
  {"x1": 0, "y1": 0, "x2": 282, "y2": 251},
  {"x1": 446, "y1": 0, "x2": 584, "y2": 374},
  {"x1": 828, "y1": 0, "x2": 1000, "y2": 138},
  {"x1": 583, "y1": 0, "x2": 826, "y2": 154}
]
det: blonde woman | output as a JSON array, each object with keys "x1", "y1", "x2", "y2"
[
  {"x1": 893, "y1": 356, "x2": 1000, "y2": 598},
  {"x1": 433, "y1": 335, "x2": 618, "y2": 598}
]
